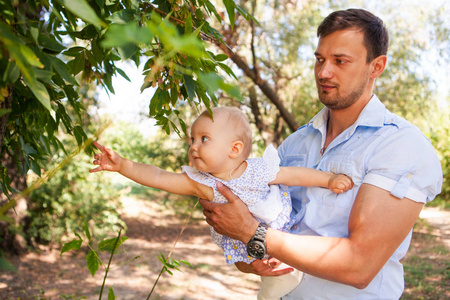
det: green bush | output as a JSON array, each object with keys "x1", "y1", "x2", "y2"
[
  {"x1": 425, "y1": 107, "x2": 450, "y2": 207},
  {"x1": 27, "y1": 152, "x2": 125, "y2": 245}
]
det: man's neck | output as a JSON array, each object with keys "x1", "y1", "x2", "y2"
[{"x1": 324, "y1": 94, "x2": 373, "y2": 150}]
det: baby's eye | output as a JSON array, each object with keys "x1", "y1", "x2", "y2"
[{"x1": 201, "y1": 136, "x2": 209, "y2": 142}]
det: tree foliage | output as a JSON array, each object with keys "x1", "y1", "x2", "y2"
[
  {"x1": 0, "y1": 0, "x2": 252, "y2": 252},
  {"x1": 0, "y1": 0, "x2": 250, "y2": 198}
]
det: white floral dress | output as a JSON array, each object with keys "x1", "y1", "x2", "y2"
[{"x1": 182, "y1": 145, "x2": 293, "y2": 264}]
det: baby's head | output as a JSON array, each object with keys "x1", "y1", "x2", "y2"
[{"x1": 190, "y1": 107, "x2": 253, "y2": 172}]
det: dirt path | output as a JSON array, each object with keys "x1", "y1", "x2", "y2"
[
  {"x1": 0, "y1": 197, "x2": 448, "y2": 299},
  {"x1": 419, "y1": 206, "x2": 450, "y2": 250},
  {"x1": 0, "y1": 196, "x2": 260, "y2": 299}
]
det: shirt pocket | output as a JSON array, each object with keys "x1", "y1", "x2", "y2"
[
  {"x1": 310, "y1": 151, "x2": 354, "y2": 208},
  {"x1": 281, "y1": 154, "x2": 307, "y2": 168}
]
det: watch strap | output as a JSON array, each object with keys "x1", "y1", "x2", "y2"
[{"x1": 253, "y1": 222, "x2": 268, "y2": 242}]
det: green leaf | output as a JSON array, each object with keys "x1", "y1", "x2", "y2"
[
  {"x1": 0, "y1": 109, "x2": 12, "y2": 118},
  {"x1": 47, "y1": 54, "x2": 79, "y2": 86},
  {"x1": 0, "y1": 23, "x2": 42, "y2": 85},
  {"x1": 149, "y1": 89, "x2": 160, "y2": 116},
  {"x1": 214, "y1": 54, "x2": 228, "y2": 62},
  {"x1": 102, "y1": 23, "x2": 154, "y2": 48},
  {"x1": 84, "y1": 221, "x2": 91, "y2": 241},
  {"x1": 3, "y1": 61, "x2": 20, "y2": 83},
  {"x1": 60, "y1": 238, "x2": 83, "y2": 255},
  {"x1": 98, "y1": 237, "x2": 128, "y2": 253},
  {"x1": 185, "y1": 13, "x2": 193, "y2": 34},
  {"x1": 91, "y1": 39, "x2": 104, "y2": 61},
  {"x1": 118, "y1": 43, "x2": 138, "y2": 60},
  {"x1": 218, "y1": 62, "x2": 237, "y2": 79},
  {"x1": 107, "y1": 9, "x2": 137, "y2": 24},
  {"x1": 116, "y1": 67, "x2": 130, "y2": 82},
  {"x1": 86, "y1": 250, "x2": 99, "y2": 276},
  {"x1": 62, "y1": 46, "x2": 85, "y2": 57},
  {"x1": 179, "y1": 260, "x2": 193, "y2": 267},
  {"x1": 198, "y1": 72, "x2": 242, "y2": 101},
  {"x1": 38, "y1": 34, "x2": 66, "y2": 53},
  {"x1": 183, "y1": 74, "x2": 196, "y2": 101},
  {"x1": 22, "y1": 76, "x2": 52, "y2": 112},
  {"x1": 69, "y1": 52, "x2": 85, "y2": 75},
  {"x1": 73, "y1": 125, "x2": 87, "y2": 146},
  {"x1": 108, "y1": 287, "x2": 116, "y2": 300},
  {"x1": 57, "y1": 0, "x2": 106, "y2": 28},
  {"x1": 34, "y1": 68, "x2": 54, "y2": 84},
  {"x1": 236, "y1": 4, "x2": 260, "y2": 25},
  {"x1": 223, "y1": 0, "x2": 236, "y2": 29}
]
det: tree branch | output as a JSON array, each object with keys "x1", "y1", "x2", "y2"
[{"x1": 217, "y1": 42, "x2": 299, "y2": 132}]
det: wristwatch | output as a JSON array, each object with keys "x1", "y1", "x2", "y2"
[{"x1": 246, "y1": 223, "x2": 269, "y2": 259}]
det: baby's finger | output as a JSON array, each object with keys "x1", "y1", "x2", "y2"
[
  {"x1": 93, "y1": 141, "x2": 104, "y2": 151},
  {"x1": 104, "y1": 146, "x2": 115, "y2": 157},
  {"x1": 89, "y1": 166, "x2": 102, "y2": 173}
]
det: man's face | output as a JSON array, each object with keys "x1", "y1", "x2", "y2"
[{"x1": 314, "y1": 29, "x2": 373, "y2": 110}]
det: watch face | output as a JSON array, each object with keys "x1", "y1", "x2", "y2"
[{"x1": 247, "y1": 240, "x2": 266, "y2": 259}]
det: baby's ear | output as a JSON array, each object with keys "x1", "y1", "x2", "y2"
[{"x1": 229, "y1": 140, "x2": 244, "y2": 158}]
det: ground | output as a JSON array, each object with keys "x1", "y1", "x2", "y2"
[{"x1": 0, "y1": 194, "x2": 449, "y2": 300}]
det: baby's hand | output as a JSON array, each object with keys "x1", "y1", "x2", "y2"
[
  {"x1": 328, "y1": 174, "x2": 354, "y2": 194},
  {"x1": 89, "y1": 141, "x2": 122, "y2": 173}
]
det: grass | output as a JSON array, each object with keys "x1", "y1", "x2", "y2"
[{"x1": 401, "y1": 217, "x2": 450, "y2": 299}]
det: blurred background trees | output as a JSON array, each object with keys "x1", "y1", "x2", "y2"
[{"x1": 1, "y1": 0, "x2": 449, "y2": 255}]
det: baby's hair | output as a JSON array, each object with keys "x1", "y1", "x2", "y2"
[{"x1": 200, "y1": 107, "x2": 253, "y2": 159}]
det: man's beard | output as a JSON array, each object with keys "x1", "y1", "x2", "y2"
[{"x1": 318, "y1": 79, "x2": 367, "y2": 110}]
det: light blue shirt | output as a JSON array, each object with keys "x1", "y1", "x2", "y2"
[{"x1": 278, "y1": 95, "x2": 443, "y2": 299}]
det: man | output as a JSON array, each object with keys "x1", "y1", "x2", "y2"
[{"x1": 199, "y1": 8, "x2": 443, "y2": 299}]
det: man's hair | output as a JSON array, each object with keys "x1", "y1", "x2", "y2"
[
  {"x1": 317, "y1": 9, "x2": 389, "y2": 63},
  {"x1": 200, "y1": 107, "x2": 253, "y2": 159}
]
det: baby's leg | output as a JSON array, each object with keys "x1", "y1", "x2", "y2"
[{"x1": 257, "y1": 264, "x2": 303, "y2": 300}]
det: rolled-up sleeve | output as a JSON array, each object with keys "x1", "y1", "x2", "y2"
[{"x1": 363, "y1": 126, "x2": 443, "y2": 203}]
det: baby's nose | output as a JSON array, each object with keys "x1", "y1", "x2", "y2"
[{"x1": 190, "y1": 142, "x2": 198, "y2": 152}]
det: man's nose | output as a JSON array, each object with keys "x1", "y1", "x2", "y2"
[{"x1": 317, "y1": 61, "x2": 333, "y2": 79}]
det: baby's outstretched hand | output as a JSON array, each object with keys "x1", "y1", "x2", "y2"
[
  {"x1": 328, "y1": 174, "x2": 354, "y2": 194},
  {"x1": 89, "y1": 141, "x2": 122, "y2": 173}
]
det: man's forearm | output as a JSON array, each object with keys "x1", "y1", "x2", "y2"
[{"x1": 266, "y1": 230, "x2": 374, "y2": 288}]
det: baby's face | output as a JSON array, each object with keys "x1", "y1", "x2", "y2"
[{"x1": 188, "y1": 114, "x2": 235, "y2": 175}]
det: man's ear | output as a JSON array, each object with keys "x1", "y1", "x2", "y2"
[
  {"x1": 370, "y1": 55, "x2": 387, "y2": 79},
  {"x1": 229, "y1": 140, "x2": 244, "y2": 158}
]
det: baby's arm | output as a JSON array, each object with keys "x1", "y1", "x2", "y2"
[
  {"x1": 271, "y1": 166, "x2": 353, "y2": 193},
  {"x1": 89, "y1": 142, "x2": 213, "y2": 200}
]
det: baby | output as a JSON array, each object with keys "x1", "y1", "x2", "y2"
[{"x1": 90, "y1": 106, "x2": 353, "y2": 299}]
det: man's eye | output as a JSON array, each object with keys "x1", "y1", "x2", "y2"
[
  {"x1": 337, "y1": 59, "x2": 345, "y2": 64},
  {"x1": 201, "y1": 136, "x2": 209, "y2": 142},
  {"x1": 315, "y1": 57, "x2": 324, "y2": 63}
]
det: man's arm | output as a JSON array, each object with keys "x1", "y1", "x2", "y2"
[{"x1": 200, "y1": 182, "x2": 422, "y2": 288}]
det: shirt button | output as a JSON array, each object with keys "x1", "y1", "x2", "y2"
[
  {"x1": 293, "y1": 225, "x2": 298, "y2": 230},
  {"x1": 407, "y1": 173, "x2": 413, "y2": 179},
  {"x1": 302, "y1": 198, "x2": 307, "y2": 203}
]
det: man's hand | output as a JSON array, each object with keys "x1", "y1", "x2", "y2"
[
  {"x1": 89, "y1": 141, "x2": 123, "y2": 173},
  {"x1": 199, "y1": 182, "x2": 259, "y2": 243},
  {"x1": 235, "y1": 258, "x2": 294, "y2": 277}
]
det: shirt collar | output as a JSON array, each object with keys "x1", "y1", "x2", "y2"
[{"x1": 309, "y1": 95, "x2": 386, "y2": 131}]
